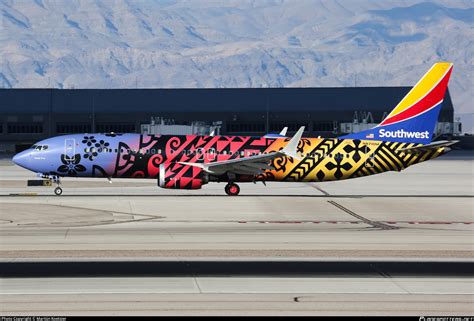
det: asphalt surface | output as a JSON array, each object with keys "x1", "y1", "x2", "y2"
[{"x1": 0, "y1": 151, "x2": 472, "y2": 315}]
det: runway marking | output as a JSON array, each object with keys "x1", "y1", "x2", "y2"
[
  {"x1": 2, "y1": 290, "x2": 473, "y2": 295},
  {"x1": 327, "y1": 200, "x2": 398, "y2": 230},
  {"x1": 1, "y1": 194, "x2": 473, "y2": 198},
  {"x1": 8, "y1": 193, "x2": 37, "y2": 196},
  {"x1": 237, "y1": 221, "x2": 473, "y2": 225}
]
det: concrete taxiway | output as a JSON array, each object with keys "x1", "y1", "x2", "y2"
[
  {"x1": 0, "y1": 151, "x2": 473, "y2": 315},
  {"x1": 1, "y1": 279, "x2": 472, "y2": 316}
]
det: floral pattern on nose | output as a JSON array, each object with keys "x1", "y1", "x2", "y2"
[
  {"x1": 84, "y1": 149, "x2": 98, "y2": 161},
  {"x1": 95, "y1": 140, "x2": 110, "y2": 152},
  {"x1": 82, "y1": 136, "x2": 97, "y2": 146},
  {"x1": 57, "y1": 154, "x2": 86, "y2": 176}
]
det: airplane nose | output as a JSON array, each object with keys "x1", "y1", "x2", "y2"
[{"x1": 12, "y1": 150, "x2": 31, "y2": 169}]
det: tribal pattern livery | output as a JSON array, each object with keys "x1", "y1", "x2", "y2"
[{"x1": 12, "y1": 62, "x2": 457, "y2": 196}]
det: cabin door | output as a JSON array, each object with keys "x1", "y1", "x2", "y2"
[
  {"x1": 65, "y1": 138, "x2": 76, "y2": 161},
  {"x1": 364, "y1": 146, "x2": 374, "y2": 168}
]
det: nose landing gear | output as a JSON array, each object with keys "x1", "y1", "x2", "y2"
[
  {"x1": 54, "y1": 186, "x2": 63, "y2": 195},
  {"x1": 38, "y1": 174, "x2": 62, "y2": 196},
  {"x1": 225, "y1": 183, "x2": 240, "y2": 196},
  {"x1": 51, "y1": 176, "x2": 62, "y2": 196}
]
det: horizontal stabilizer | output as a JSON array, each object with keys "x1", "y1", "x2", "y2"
[{"x1": 399, "y1": 140, "x2": 458, "y2": 153}]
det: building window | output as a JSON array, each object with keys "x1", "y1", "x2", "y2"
[
  {"x1": 57, "y1": 123, "x2": 92, "y2": 134},
  {"x1": 97, "y1": 123, "x2": 135, "y2": 133},
  {"x1": 226, "y1": 122, "x2": 265, "y2": 133},
  {"x1": 7, "y1": 123, "x2": 43, "y2": 134},
  {"x1": 313, "y1": 121, "x2": 334, "y2": 131},
  {"x1": 270, "y1": 122, "x2": 308, "y2": 132}
]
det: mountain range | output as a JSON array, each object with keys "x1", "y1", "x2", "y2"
[{"x1": 1, "y1": 0, "x2": 472, "y2": 131}]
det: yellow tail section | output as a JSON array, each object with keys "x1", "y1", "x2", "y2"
[{"x1": 386, "y1": 62, "x2": 453, "y2": 119}]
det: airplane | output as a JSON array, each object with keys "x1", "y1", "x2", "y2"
[{"x1": 13, "y1": 62, "x2": 456, "y2": 196}]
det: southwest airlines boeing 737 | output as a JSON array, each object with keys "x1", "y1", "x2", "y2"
[{"x1": 13, "y1": 63, "x2": 456, "y2": 196}]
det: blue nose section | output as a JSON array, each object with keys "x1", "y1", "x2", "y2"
[{"x1": 12, "y1": 150, "x2": 31, "y2": 170}]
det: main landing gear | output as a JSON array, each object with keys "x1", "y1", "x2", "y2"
[{"x1": 225, "y1": 183, "x2": 240, "y2": 196}]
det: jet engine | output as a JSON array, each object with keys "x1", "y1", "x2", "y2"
[{"x1": 157, "y1": 162, "x2": 208, "y2": 189}]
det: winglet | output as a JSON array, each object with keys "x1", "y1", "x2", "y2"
[
  {"x1": 279, "y1": 127, "x2": 288, "y2": 136},
  {"x1": 281, "y1": 126, "x2": 304, "y2": 160}
]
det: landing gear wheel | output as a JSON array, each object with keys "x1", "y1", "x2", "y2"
[
  {"x1": 225, "y1": 183, "x2": 240, "y2": 196},
  {"x1": 54, "y1": 187, "x2": 63, "y2": 196}
]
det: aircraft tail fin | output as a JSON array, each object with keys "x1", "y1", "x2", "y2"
[{"x1": 341, "y1": 62, "x2": 453, "y2": 145}]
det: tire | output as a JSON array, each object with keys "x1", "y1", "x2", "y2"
[
  {"x1": 225, "y1": 183, "x2": 240, "y2": 196},
  {"x1": 54, "y1": 187, "x2": 63, "y2": 196}
]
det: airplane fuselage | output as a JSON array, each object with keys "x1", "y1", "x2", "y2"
[
  {"x1": 11, "y1": 63, "x2": 455, "y2": 196},
  {"x1": 13, "y1": 133, "x2": 448, "y2": 188}
]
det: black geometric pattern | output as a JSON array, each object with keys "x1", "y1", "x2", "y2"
[
  {"x1": 348, "y1": 142, "x2": 443, "y2": 179},
  {"x1": 287, "y1": 139, "x2": 342, "y2": 181},
  {"x1": 325, "y1": 153, "x2": 353, "y2": 180},
  {"x1": 343, "y1": 139, "x2": 368, "y2": 163}
]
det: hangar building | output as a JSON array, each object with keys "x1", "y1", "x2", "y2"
[{"x1": 0, "y1": 87, "x2": 455, "y2": 153}]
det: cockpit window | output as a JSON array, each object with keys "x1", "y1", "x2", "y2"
[{"x1": 31, "y1": 145, "x2": 48, "y2": 151}]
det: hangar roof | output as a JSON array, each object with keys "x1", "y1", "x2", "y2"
[{"x1": 0, "y1": 87, "x2": 454, "y2": 114}]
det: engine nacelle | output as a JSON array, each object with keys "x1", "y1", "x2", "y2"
[{"x1": 157, "y1": 162, "x2": 208, "y2": 189}]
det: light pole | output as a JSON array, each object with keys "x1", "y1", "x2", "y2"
[
  {"x1": 92, "y1": 94, "x2": 96, "y2": 133},
  {"x1": 48, "y1": 77, "x2": 52, "y2": 136}
]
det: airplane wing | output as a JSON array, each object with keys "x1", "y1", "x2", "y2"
[
  {"x1": 398, "y1": 140, "x2": 458, "y2": 153},
  {"x1": 263, "y1": 126, "x2": 288, "y2": 138},
  {"x1": 180, "y1": 126, "x2": 305, "y2": 176}
]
